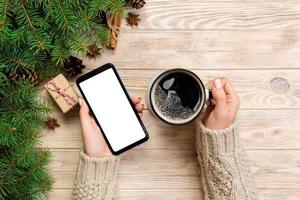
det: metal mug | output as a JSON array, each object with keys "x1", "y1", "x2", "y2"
[{"x1": 145, "y1": 68, "x2": 212, "y2": 125}]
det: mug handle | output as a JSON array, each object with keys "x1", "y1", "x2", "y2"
[{"x1": 205, "y1": 89, "x2": 213, "y2": 100}]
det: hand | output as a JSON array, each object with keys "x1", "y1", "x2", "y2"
[
  {"x1": 202, "y1": 78, "x2": 240, "y2": 130},
  {"x1": 79, "y1": 96, "x2": 144, "y2": 157}
]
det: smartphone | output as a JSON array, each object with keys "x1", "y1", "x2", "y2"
[{"x1": 76, "y1": 63, "x2": 149, "y2": 155}]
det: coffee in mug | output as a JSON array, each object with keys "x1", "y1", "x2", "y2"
[{"x1": 146, "y1": 69, "x2": 211, "y2": 125}]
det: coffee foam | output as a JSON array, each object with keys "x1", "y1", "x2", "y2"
[{"x1": 152, "y1": 85, "x2": 200, "y2": 124}]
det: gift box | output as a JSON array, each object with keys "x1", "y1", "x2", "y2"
[{"x1": 44, "y1": 74, "x2": 79, "y2": 113}]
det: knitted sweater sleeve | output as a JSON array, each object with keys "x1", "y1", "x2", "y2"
[
  {"x1": 72, "y1": 151, "x2": 120, "y2": 200},
  {"x1": 196, "y1": 122, "x2": 257, "y2": 200}
]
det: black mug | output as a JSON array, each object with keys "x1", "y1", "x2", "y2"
[{"x1": 146, "y1": 68, "x2": 212, "y2": 125}]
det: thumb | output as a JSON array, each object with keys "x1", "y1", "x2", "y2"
[
  {"x1": 211, "y1": 79, "x2": 227, "y2": 110},
  {"x1": 79, "y1": 98, "x2": 90, "y2": 119}
]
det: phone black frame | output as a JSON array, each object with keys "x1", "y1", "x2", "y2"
[{"x1": 76, "y1": 63, "x2": 149, "y2": 155}]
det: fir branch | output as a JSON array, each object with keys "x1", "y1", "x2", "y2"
[
  {"x1": 0, "y1": 0, "x2": 9, "y2": 31},
  {"x1": 14, "y1": 136, "x2": 38, "y2": 152},
  {"x1": 19, "y1": 177, "x2": 52, "y2": 199},
  {"x1": 107, "y1": 0, "x2": 125, "y2": 16},
  {"x1": 53, "y1": 0, "x2": 76, "y2": 33},
  {"x1": 0, "y1": 72, "x2": 8, "y2": 85},
  {"x1": 89, "y1": 0, "x2": 108, "y2": 15},
  {"x1": 13, "y1": 150, "x2": 49, "y2": 183},
  {"x1": 19, "y1": 0, "x2": 46, "y2": 50},
  {"x1": 0, "y1": 147, "x2": 37, "y2": 184},
  {"x1": 57, "y1": 1, "x2": 70, "y2": 28},
  {"x1": 51, "y1": 39, "x2": 70, "y2": 65},
  {"x1": 0, "y1": 0, "x2": 131, "y2": 198},
  {"x1": 0, "y1": 55, "x2": 34, "y2": 69},
  {"x1": 0, "y1": 84, "x2": 33, "y2": 103},
  {"x1": 46, "y1": 0, "x2": 53, "y2": 16}
]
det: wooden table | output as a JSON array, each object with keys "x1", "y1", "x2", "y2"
[{"x1": 44, "y1": 0, "x2": 300, "y2": 199}]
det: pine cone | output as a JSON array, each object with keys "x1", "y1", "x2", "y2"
[
  {"x1": 63, "y1": 56, "x2": 86, "y2": 77},
  {"x1": 9, "y1": 68, "x2": 39, "y2": 85},
  {"x1": 126, "y1": 0, "x2": 145, "y2": 9}
]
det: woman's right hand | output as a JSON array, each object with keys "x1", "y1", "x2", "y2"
[{"x1": 202, "y1": 77, "x2": 240, "y2": 130}]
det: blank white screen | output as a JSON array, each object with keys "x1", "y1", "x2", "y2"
[{"x1": 79, "y1": 68, "x2": 146, "y2": 152}]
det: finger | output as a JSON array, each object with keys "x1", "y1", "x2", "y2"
[
  {"x1": 205, "y1": 97, "x2": 216, "y2": 105},
  {"x1": 221, "y1": 77, "x2": 240, "y2": 107},
  {"x1": 210, "y1": 99, "x2": 216, "y2": 105},
  {"x1": 135, "y1": 103, "x2": 144, "y2": 113},
  {"x1": 205, "y1": 80, "x2": 214, "y2": 90},
  {"x1": 131, "y1": 96, "x2": 142, "y2": 105},
  {"x1": 211, "y1": 78, "x2": 227, "y2": 110},
  {"x1": 79, "y1": 98, "x2": 90, "y2": 120},
  {"x1": 221, "y1": 77, "x2": 236, "y2": 96},
  {"x1": 79, "y1": 99, "x2": 96, "y2": 134}
]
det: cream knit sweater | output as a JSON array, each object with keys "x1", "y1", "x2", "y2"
[{"x1": 72, "y1": 122, "x2": 257, "y2": 200}]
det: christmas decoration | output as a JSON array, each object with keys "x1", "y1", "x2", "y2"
[
  {"x1": 107, "y1": 14, "x2": 122, "y2": 49},
  {"x1": 87, "y1": 44, "x2": 103, "y2": 58},
  {"x1": 126, "y1": 12, "x2": 141, "y2": 27},
  {"x1": 126, "y1": 0, "x2": 146, "y2": 9},
  {"x1": 45, "y1": 118, "x2": 60, "y2": 130},
  {"x1": 8, "y1": 67, "x2": 39, "y2": 85},
  {"x1": 0, "y1": 0, "x2": 125, "y2": 82},
  {"x1": 45, "y1": 74, "x2": 79, "y2": 113},
  {"x1": 0, "y1": 0, "x2": 146, "y2": 198},
  {"x1": 64, "y1": 56, "x2": 86, "y2": 77},
  {"x1": 0, "y1": 80, "x2": 52, "y2": 199}
]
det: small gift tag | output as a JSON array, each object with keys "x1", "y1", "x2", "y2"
[{"x1": 44, "y1": 74, "x2": 79, "y2": 113}]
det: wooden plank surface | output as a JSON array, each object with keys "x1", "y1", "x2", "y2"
[
  {"x1": 42, "y1": 110, "x2": 300, "y2": 150},
  {"x1": 44, "y1": 0, "x2": 300, "y2": 199},
  {"x1": 83, "y1": 30, "x2": 300, "y2": 70},
  {"x1": 120, "y1": 0, "x2": 300, "y2": 30},
  {"x1": 47, "y1": 149, "x2": 300, "y2": 190},
  {"x1": 49, "y1": 188, "x2": 300, "y2": 200},
  {"x1": 42, "y1": 69, "x2": 300, "y2": 109}
]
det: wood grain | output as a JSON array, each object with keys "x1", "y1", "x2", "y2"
[
  {"x1": 41, "y1": 69, "x2": 300, "y2": 109},
  {"x1": 120, "y1": 0, "x2": 300, "y2": 30},
  {"x1": 48, "y1": 189, "x2": 203, "y2": 200},
  {"x1": 82, "y1": 30, "x2": 300, "y2": 70},
  {"x1": 44, "y1": 47, "x2": 300, "y2": 199},
  {"x1": 48, "y1": 188, "x2": 300, "y2": 200},
  {"x1": 41, "y1": 110, "x2": 300, "y2": 150},
  {"x1": 113, "y1": 69, "x2": 300, "y2": 109},
  {"x1": 48, "y1": 149, "x2": 300, "y2": 189},
  {"x1": 44, "y1": 0, "x2": 300, "y2": 198}
]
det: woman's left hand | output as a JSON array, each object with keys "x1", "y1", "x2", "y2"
[{"x1": 79, "y1": 96, "x2": 144, "y2": 157}]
